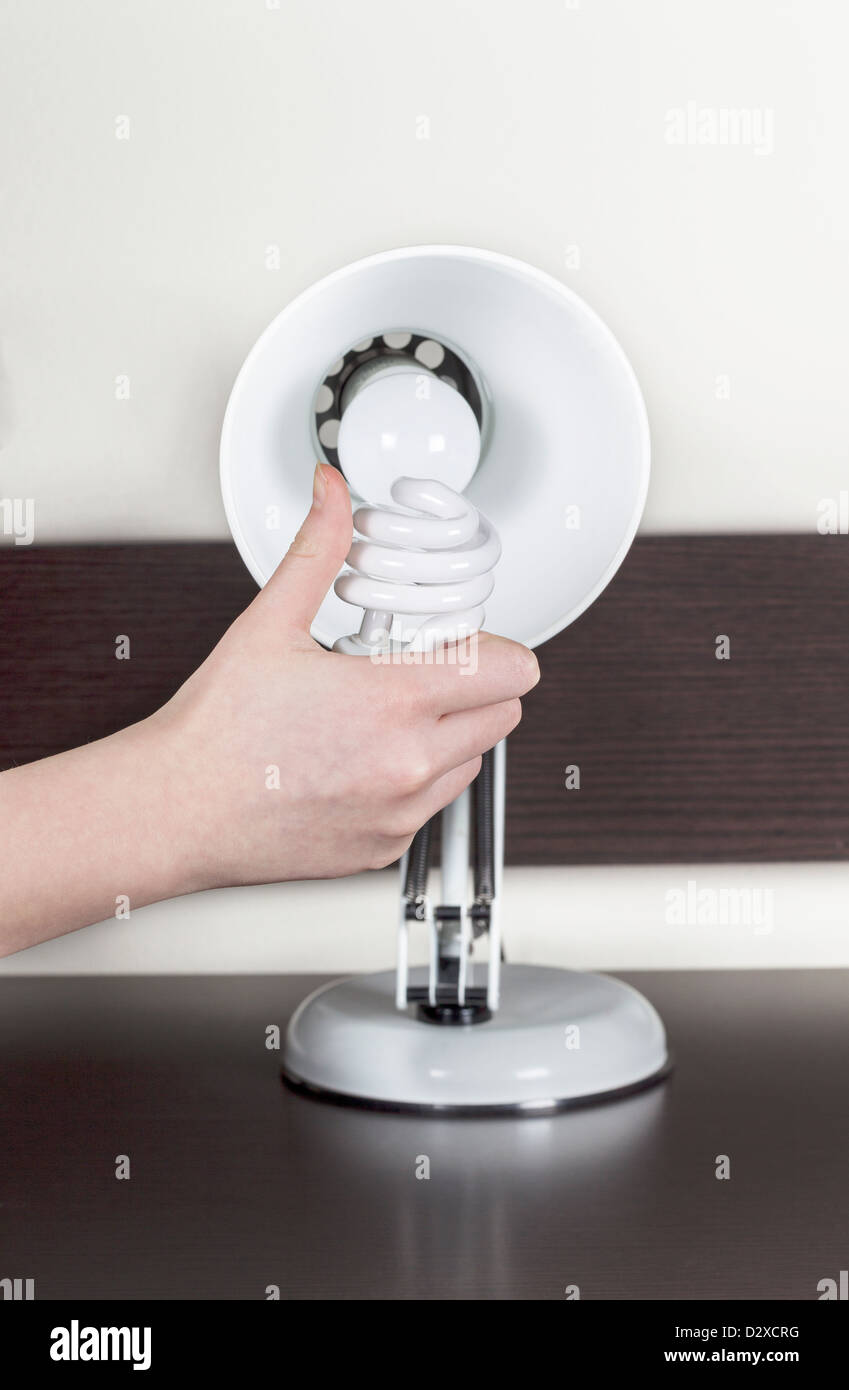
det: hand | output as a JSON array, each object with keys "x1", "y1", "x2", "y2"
[
  {"x1": 0, "y1": 463, "x2": 539, "y2": 955},
  {"x1": 156, "y1": 463, "x2": 540, "y2": 887}
]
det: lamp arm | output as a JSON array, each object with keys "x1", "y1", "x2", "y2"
[{"x1": 395, "y1": 739, "x2": 506, "y2": 1017}]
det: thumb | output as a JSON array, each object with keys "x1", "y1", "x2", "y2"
[{"x1": 261, "y1": 463, "x2": 352, "y2": 635}]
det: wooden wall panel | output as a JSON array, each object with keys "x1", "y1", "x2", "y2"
[{"x1": 1, "y1": 537, "x2": 847, "y2": 863}]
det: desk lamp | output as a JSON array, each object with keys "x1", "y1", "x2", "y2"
[{"x1": 220, "y1": 246, "x2": 669, "y2": 1113}]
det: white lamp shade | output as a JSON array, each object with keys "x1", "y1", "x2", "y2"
[{"x1": 220, "y1": 246, "x2": 650, "y2": 650}]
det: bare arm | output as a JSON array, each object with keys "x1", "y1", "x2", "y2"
[{"x1": 0, "y1": 465, "x2": 538, "y2": 958}]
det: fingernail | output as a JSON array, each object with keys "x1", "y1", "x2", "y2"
[{"x1": 312, "y1": 462, "x2": 327, "y2": 507}]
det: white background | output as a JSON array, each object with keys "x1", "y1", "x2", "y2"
[{"x1": 1, "y1": 0, "x2": 846, "y2": 972}]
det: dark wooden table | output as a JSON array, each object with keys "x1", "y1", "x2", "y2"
[{"x1": 1, "y1": 970, "x2": 846, "y2": 1300}]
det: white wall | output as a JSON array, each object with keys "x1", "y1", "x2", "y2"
[
  {"x1": 1, "y1": 0, "x2": 847, "y2": 542},
  {"x1": 2, "y1": 863, "x2": 847, "y2": 974}
]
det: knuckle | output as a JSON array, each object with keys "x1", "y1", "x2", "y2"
[
  {"x1": 285, "y1": 524, "x2": 320, "y2": 560},
  {"x1": 386, "y1": 762, "x2": 426, "y2": 798},
  {"x1": 369, "y1": 836, "x2": 412, "y2": 871},
  {"x1": 392, "y1": 743, "x2": 435, "y2": 793},
  {"x1": 395, "y1": 810, "x2": 425, "y2": 839},
  {"x1": 412, "y1": 752, "x2": 435, "y2": 785}
]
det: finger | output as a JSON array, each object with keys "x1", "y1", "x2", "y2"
[
  {"x1": 429, "y1": 699, "x2": 522, "y2": 776},
  {"x1": 254, "y1": 463, "x2": 352, "y2": 636},
  {"x1": 393, "y1": 632, "x2": 539, "y2": 714},
  {"x1": 400, "y1": 756, "x2": 483, "y2": 830}
]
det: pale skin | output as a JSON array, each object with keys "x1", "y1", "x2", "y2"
[{"x1": 0, "y1": 463, "x2": 539, "y2": 958}]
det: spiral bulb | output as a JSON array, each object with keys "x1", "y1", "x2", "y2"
[{"x1": 333, "y1": 477, "x2": 500, "y2": 655}]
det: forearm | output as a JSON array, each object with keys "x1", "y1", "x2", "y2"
[{"x1": 0, "y1": 717, "x2": 201, "y2": 957}]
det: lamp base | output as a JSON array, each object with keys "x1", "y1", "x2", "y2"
[{"x1": 282, "y1": 964, "x2": 670, "y2": 1115}]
